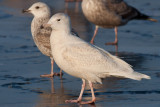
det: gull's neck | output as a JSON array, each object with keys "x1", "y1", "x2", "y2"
[
  {"x1": 51, "y1": 23, "x2": 71, "y2": 37},
  {"x1": 31, "y1": 15, "x2": 50, "y2": 37},
  {"x1": 50, "y1": 28, "x2": 71, "y2": 44},
  {"x1": 52, "y1": 29, "x2": 71, "y2": 37}
]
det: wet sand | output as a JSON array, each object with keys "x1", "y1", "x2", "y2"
[{"x1": 0, "y1": 0, "x2": 160, "y2": 107}]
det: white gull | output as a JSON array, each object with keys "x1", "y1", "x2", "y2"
[{"x1": 45, "y1": 13, "x2": 150, "y2": 104}]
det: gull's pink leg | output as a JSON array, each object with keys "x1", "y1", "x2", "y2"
[
  {"x1": 51, "y1": 58, "x2": 54, "y2": 75},
  {"x1": 65, "y1": 79, "x2": 86, "y2": 103},
  {"x1": 40, "y1": 58, "x2": 63, "y2": 77},
  {"x1": 50, "y1": 59, "x2": 64, "y2": 77},
  {"x1": 90, "y1": 26, "x2": 99, "y2": 44},
  {"x1": 105, "y1": 26, "x2": 118, "y2": 45},
  {"x1": 50, "y1": 78, "x2": 55, "y2": 94},
  {"x1": 59, "y1": 69, "x2": 63, "y2": 79},
  {"x1": 64, "y1": 1, "x2": 69, "y2": 13},
  {"x1": 75, "y1": 1, "x2": 80, "y2": 12},
  {"x1": 115, "y1": 45, "x2": 119, "y2": 56},
  {"x1": 40, "y1": 58, "x2": 54, "y2": 77},
  {"x1": 80, "y1": 81, "x2": 96, "y2": 104}
]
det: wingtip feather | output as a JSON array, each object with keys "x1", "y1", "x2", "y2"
[{"x1": 148, "y1": 18, "x2": 158, "y2": 22}]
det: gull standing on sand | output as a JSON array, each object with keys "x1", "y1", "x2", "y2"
[
  {"x1": 44, "y1": 13, "x2": 150, "y2": 104},
  {"x1": 82, "y1": 0, "x2": 157, "y2": 45},
  {"x1": 22, "y1": 2, "x2": 61, "y2": 77},
  {"x1": 22, "y1": 2, "x2": 78, "y2": 77}
]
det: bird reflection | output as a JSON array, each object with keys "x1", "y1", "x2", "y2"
[
  {"x1": 65, "y1": 0, "x2": 82, "y2": 13},
  {"x1": 64, "y1": 0, "x2": 92, "y2": 42},
  {"x1": 115, "y1": 45, "x2": 118, "y2": 56},
  {"x1": 78, "y1": 103, "x2": 96, "y2": 107},
  {"x1": 35, "y1": 78, "x2": 70, "y2": 107},
  {"x1": 35, "y1": 78, "x2": 97, "y2": 107}
]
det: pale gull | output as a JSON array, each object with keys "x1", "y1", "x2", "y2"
[
  {"x1": 82, "y1": 0, "x2": 157, "y2": 45},
  {"x1": 22, "y1": 2, "x2": 78, "y2": 77},
  {"x1": 44, "y1": 13, "x2": 150, "y2": 104}
]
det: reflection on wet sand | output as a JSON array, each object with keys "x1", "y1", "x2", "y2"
[
  {"x1": 35, "y1": 78, "x2": 69, "y2": 107},
  {"x1": 35, "y1": 75, "x2": 129, "y2": 106},
  {"x1": 64, "y1": 0, "x2": 92, "y2": 42},
  {"x1": 65, "y1": 0, "x2": 81, "y2": 13},
  {"x1": 35, "y1": 78, "x2": 97, "y2": 107}
]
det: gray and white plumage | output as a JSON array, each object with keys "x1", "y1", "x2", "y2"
[
  {"x1": 82, "y1": 0, "x2": 157, "y2": 44},
  {"x1": 24, "y1": 2, "x2": 52, "y2": 57},
  {"x1": 32, "y1": 17, "x2": 52, "y2": 57},
  {"x1": 23, "y1": 2, "x2": 78, "y2": 77},
  {"x1": 25, "y1": 2, "x2": 78, "y2": 57},
  {"x1": 22, "y1": 2, "x2": 56, "y2": 77},
  {"x1": 82, "y1": 0, "x2": 156, "y2": 28},
  {"x1": 48, "y1": 13, "x2": 150, "y2": 83},
  {"x1": 47, "y1": 13, "x2": 150, "y2": 103}
]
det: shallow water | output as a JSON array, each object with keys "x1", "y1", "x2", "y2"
[{"x1": 0, "y1": 0, "x2": 160, "y2": 107}]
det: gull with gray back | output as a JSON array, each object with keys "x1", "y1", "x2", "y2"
[{"x1": 82, "y1": 0, "x2": 157, "y2": 45}]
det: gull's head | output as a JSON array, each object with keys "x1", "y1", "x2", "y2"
[
  {"x1": 46, "y1": 13, "x2": 71, "y2": 32},
  {"x1": 22, "y1": 2, "x2": 50, "y2": 18}
]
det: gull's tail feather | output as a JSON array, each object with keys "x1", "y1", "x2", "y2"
[
  {"x1": 135, "y1": 13, "x2": 158, "y2": 22},
  {"x1": 95, "y1": 46, "x2": 133, "y2": 72},
  {"x1": 125, "y1": 72, "x2": 151, "y2": 80},
  {"x1": 130, "y1": 7, "x2": 158, "y2": 22},
  {"x1": 107, "y1": 71, "x2": 151, "y2": 81},
  {"x1": 94, "y1": 46, "x2": 151, "y2": 81}
]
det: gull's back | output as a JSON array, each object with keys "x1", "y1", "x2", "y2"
[
  {"x1": 82, "y1": 0, "x2": 126, "y2": 28},
  {"x1": 82, "y1": 0, "x2": 155, "y2": 28}
]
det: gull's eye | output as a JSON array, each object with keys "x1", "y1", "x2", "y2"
[
  {"x1": 57, "y1": 19, "x2": 61, "y2": 21},
  {"x1": 35, "y1": 6, "x2": 40, "y2": 9}
]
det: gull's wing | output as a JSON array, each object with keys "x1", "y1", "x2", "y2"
[
  {"x1": 61, "y1": 41, "x2": 135, "y2": 83},
  {"x1": 36, "y1": 27, "x2": 51, "y2": 49},
  {"x1": 105, "y1": 0, "x2": 150, "y2": 20},
  {"x1": 62, "y1": 42, "x2": 133, "y2": 74}
]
